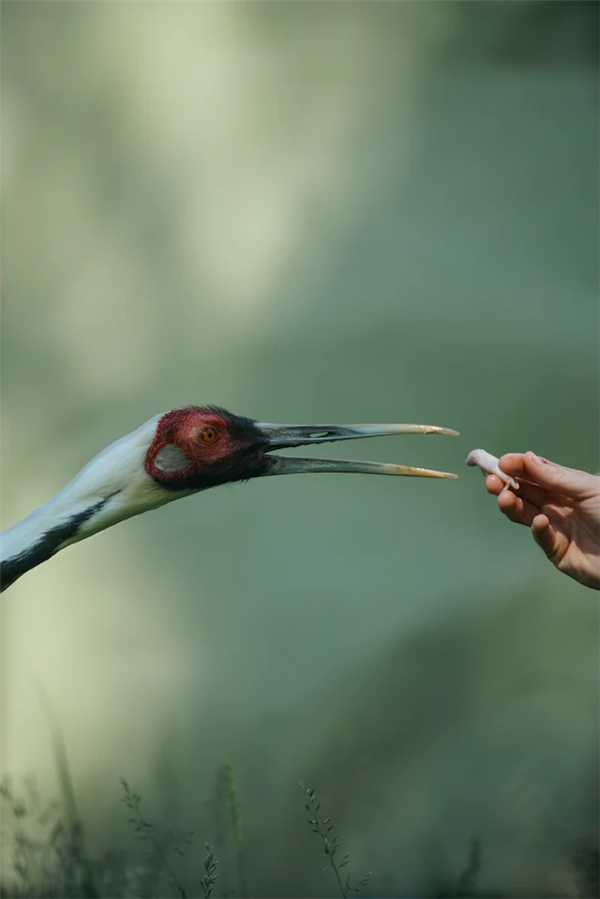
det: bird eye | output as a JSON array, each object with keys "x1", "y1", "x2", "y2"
[{"x1": 201, "y1": 427, "x2": 218, "y2": 444}]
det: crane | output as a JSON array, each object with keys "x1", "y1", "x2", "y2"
[{"x1": 0, "y1": 406, "x2": 458, "y2": 591}]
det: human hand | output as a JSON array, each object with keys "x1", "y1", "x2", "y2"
[{"x1": 485, "y1": 452, "x2": 600, "y2": 590}]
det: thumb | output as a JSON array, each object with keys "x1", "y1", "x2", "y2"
[{"x1": 520, "y1": 452, "x2": 598, "y2": 500}]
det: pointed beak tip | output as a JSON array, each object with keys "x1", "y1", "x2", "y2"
[
  {"x1": 413, "y1": 469, "x2": 459, "y2": 479},
  {"x1": 257, "y1": 420, "x2": 459, "y2": 480}
]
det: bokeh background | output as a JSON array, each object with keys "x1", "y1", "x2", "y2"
[{"x1": 1, "y1": 2, "x2": 598, "y2": 896}]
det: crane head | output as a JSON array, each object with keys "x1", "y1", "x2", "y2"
[
  {"x1": 145, "y1": 406, "x2": 273, "y2": 490},
  {"x1": 144, "y1": 405, "x2": 459, "y2": 492},
  {"x1": 1, "y1": 405, "x2": 458, "y2": 590}
]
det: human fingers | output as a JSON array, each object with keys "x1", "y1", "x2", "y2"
[
  {"x1": 509, "y1": 477, "x2": 554, "y2": 510},
  {"x1": 485, "y1": 474, "x2": 505, "y2": 496},
  {"x1": 531, "y1": 513, "x2": 559, "y2": 561},
  {"x1": 485, "y1": 471, "x2": 552, "y2": 513},
  {"x1": 497, "y1": 488, "x2": 539, "y2": 527},
  {"x1": 499, "y1": 453, "x2": 599, "y2": 501}
]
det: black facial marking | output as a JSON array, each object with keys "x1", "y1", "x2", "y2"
[
  {"x1": 152, "y1": 454, "x2": 271, "y2": 492},
  {"x1": 204, "y1": 406, "x2": 265, "y2": 441},
  {"x1": 0, "y1": 494, "x2": 117, "y2": 592}
]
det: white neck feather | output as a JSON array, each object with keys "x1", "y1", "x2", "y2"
[{"x1": 1, "y1": 415, "x2": 184, "y2": 585}]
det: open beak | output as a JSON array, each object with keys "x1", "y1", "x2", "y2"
[{"x1": 255, "y1": 422, "x2": 459, "y2": 479}]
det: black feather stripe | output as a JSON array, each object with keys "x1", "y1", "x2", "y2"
[{"x1": 0, "y1": 495, "x2": 115, "y2": 592}]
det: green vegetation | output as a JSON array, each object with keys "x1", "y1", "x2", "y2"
[
  {"x1": 300, "y1": 782, "x2": 371, "y2": 898},
  {"x1": 2, "y1": 771, "x2": 598, "y2": 898}
]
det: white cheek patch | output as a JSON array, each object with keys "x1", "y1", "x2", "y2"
[{"x1": 153, "y1": 444, "x2": 191, "y2": 474}]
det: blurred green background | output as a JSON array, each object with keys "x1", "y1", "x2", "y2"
[{"x1": 1, "y1": 2, "x2": 598, "y2": 896}]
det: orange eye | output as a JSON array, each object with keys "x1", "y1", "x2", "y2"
[{"x1": 200, "y1": 427, "x2": 218, "y2": 444}]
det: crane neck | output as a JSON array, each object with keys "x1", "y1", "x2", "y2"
[
  {"x1": 0, "y1": 492, "x2": 117, "y2": 592},
  {"x1": 0, "y1": 416, "x2": 171, "y2": 593}
]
